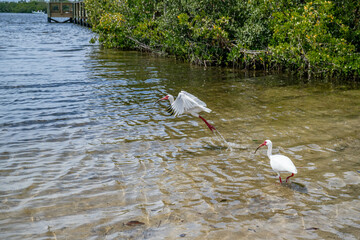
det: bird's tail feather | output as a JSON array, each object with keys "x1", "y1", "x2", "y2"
[{"x1": 202, "y1": 107, "x2": 212, "y2": 113}]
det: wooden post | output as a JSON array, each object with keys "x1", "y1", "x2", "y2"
[
  {"x1": 84, "y1": 2, "x2": 89, "y2": 27},
  {"x1": 47, "y1": 2, "x2": 89, "y2": 27},
  {"x1": 47, "y1": 3, "x2": 50, "y2": 22},
  {"x1": 73, "y1": 2, "x2": 77, "y2": 24},
  {"x1": 81, "y1": 2, "x2": 84, "y2": 26}
]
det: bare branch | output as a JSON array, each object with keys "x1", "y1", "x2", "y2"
[{"x1": 126, "y1": 36, "x2": 167, "y2": 56}]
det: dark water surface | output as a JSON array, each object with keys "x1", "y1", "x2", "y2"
[{"x1": 1, "y1": 13, "x2": 360, "y2": 239}]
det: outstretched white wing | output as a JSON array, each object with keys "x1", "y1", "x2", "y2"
[{"x1": 171, "y1": 91, "x2": 211, "y2": 117}]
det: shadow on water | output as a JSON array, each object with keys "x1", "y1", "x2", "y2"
[
  {"x1": 242, "y1": 71, "x2": 359, "y2": 90},
  {"x1": 283, "y1": 182, "x2": 309, "y2": 194}
]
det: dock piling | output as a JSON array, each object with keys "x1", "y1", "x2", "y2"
[{"x1": 47, "y1": 2, "x2": 90, "y2": 27}]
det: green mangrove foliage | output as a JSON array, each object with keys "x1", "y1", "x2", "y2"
[
  {"x1": 269, "y1": 0, "x2": 360, "y2": 79},
  {"x1": 0, "y1": 1, "x2": 47, "y2": 13},
  {"x1": 85, "y1": 0, "x2": 360, "y2": 80}
]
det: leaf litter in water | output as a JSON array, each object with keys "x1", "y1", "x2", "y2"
[
  {"x1": 305, "y1": 227, "x2": 319, "y2": 231},
  {"x1": 125, "y1": 220, "x2": 145, "y2": 227}
]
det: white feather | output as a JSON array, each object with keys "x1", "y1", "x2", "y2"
[
  {"x1": 171, "y1": 91, "x2": 211, "y2": 117},
  {"x1": 270, "y1": 155, "x2": 297, "y2": 174}
]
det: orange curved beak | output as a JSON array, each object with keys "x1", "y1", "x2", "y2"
[
  {"x1": 254, "y1": 142, "x2": 266, "y2": 154},
  {"x1": 154, "y1": 96, "x2": 168, "y2": 105}
]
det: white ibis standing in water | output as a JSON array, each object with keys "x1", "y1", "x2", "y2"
[
  {"x1": 155, "y1": 91, "x2": 216, "y2": 132},
  {"x1": 254, "y1": 140, "x2": 297, "y2": 183}
]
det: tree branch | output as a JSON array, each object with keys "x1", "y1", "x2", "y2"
[{"x1": 126, "y1": 36, "x2": 167, "y2": 56}]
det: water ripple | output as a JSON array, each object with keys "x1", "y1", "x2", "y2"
[{"x1": 1, "y1": 12, "x2": 360, "y2": 240}]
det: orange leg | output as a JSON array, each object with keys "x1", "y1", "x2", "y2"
[
  {"x1": 199, "y1": 115, "x2": 216, "y2": 132},
  {"x1": 286, "y1": 173, "x2": 294, "y2": 182}
]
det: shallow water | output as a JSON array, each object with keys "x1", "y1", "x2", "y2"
[{"x1": 1, "y1": 13, "x2": 360, "y2": 240}]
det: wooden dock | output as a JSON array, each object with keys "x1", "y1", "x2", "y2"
[
  {"x1": 47, "y1": 2, "x2": 90, "y2": 27},
  {"x1": 73, "y1": 2, "x2": 89, "y2": 27}
]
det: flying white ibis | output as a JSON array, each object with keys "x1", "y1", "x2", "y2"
[
  {"x1": 254, "y1": 140, "x2": 297, "y2": 183},
  {"x1": 155, "y1": 91, "x2": 216, "y2": 132}
]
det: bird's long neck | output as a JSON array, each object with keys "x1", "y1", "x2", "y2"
[
  {"x1": 267, "y1": 142, "x2": 273, "y2": 157},
  {"x1": 168, "y1": 95, "x2": 175, "y2": 104}
]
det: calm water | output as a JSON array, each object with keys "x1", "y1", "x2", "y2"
[{"x1": 1, "y1": 13, "x2": 360, "y2": 240}]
